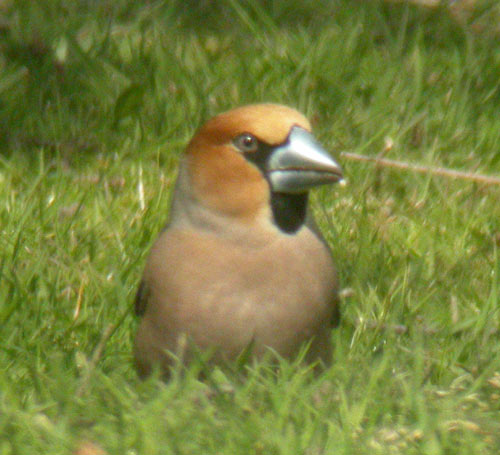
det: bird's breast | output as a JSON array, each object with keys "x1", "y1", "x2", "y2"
[{"x1": 143, "y1": 226, "x2": 337, "y2": 359}]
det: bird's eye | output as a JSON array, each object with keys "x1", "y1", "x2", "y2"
[{"x1": 234, "y1": 133, "x2": 258, "y2": 153}]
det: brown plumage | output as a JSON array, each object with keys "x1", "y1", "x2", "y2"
[{"x1": 134, "y1": 104, "x2": 343, "y2": 378}]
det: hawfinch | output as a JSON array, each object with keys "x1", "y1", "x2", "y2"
[{"x1": 134, "y1": 103, "x2": 344, "y2": 378}]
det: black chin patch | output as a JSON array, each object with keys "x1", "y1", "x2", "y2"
[
  {"x1": 270, "y1": 192, "x2": 308, "y2": 234},
  {"x1": 242, "y1": 142, "x2": 307, "y2": 234}
]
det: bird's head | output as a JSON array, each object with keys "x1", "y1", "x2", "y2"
[{"x1": 181, "y1": 104, "x2": 343, "y2": 233}]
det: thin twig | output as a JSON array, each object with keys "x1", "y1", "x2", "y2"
[
  {"x1": 340, "y1": 152, "x2": 500, "y2": 187},
  {"x1": 75, "y1": 305, "x2": 131, "y2": 398},
  {"x1": 76, "y1": 323, "x2": 115, "y2": 398},
  {"x1": 357, "y1": 319, "x2": 439, "y2": 335}
]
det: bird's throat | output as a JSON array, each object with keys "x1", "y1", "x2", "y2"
[{"x1": 270, "y1": 192, "x2": 308, "y2": 234}]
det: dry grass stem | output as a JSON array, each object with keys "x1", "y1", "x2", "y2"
[{"x1": 341, "y1": 152, "x2": 500, "y2": 186}]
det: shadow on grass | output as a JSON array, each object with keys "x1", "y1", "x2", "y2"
[{"x1": 0, "y1": 0, "x2": 497, "y2": 158}]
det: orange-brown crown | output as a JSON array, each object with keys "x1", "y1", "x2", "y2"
[{"x1": 184, "y1": 104, "x2": 311, "y2": 220}]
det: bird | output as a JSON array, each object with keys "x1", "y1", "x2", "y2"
[{"x1": 133, "y1": 103, "x2": 344, "y2": 378}]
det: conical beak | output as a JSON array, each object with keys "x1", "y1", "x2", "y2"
[{"x1": 267, "y1": 126, "x2": 344, "y2": 193}]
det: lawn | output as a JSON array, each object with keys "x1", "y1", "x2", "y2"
[{"x1": 1, "y1": 0, "x2": 500, "y2": 453}]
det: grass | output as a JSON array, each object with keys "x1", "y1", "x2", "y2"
[{"x1": 1, "y1": 0, "x2": 500, "y2": 453}]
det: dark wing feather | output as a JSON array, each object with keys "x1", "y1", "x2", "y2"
[
  {"x1": 330, "y1": 294, "x2": 341, "y2": 327},
  {"x1": 134, "y1": 281, "x2": 150, "y2": 316}
]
